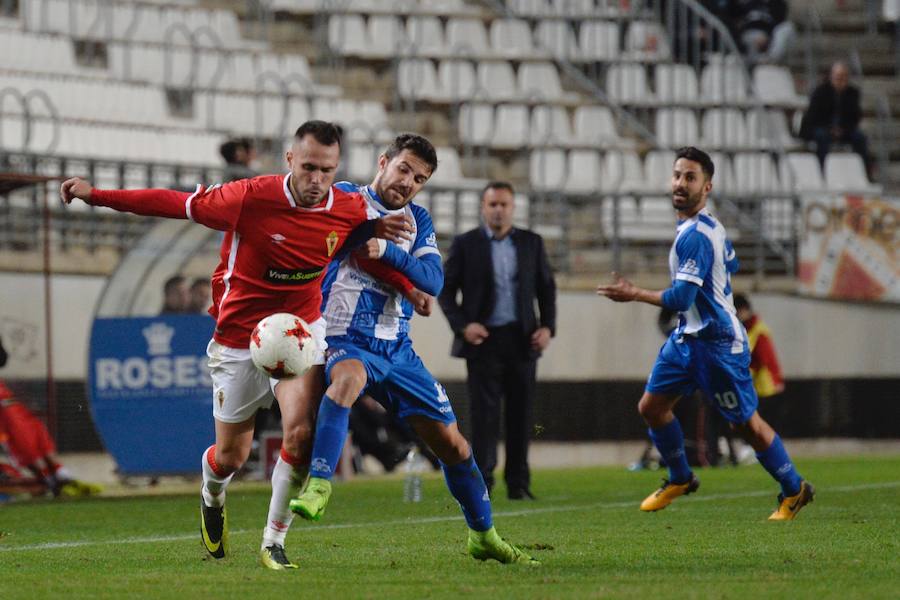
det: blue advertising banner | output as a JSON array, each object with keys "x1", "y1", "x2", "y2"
[{"x1": 88, "y1": 315, "x2": 216, "y2": 475}]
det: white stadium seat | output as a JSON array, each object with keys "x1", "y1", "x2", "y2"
[
  {"x1": 701, "y1": 57, "x2": 751, "y2": 105},
  {"x1": 477, "y1": 61, "x2": 520, "y2": 101},
  {"x1": 607, "y1": 64, "x2": 654, "y2": 105},
  {"x1": 655, "y1": 64, "x2": 700, "y2": 105},
  {"x1": 490, "y1": 18, "x2": 540, "y2": 59},
  {"x1": 492, "y1": 104, "x2": 530, "y2": 149},
  {"x1": 656, "y1": 109, "x2": 699, "y2": 149},
  {"x1": 623, "y1": 21, "x2": 671, "y2": 60},
  {"x1": 578, "y1": 21, "x2": 620, "y2": 61},
  {"x1": 404, "y1": 16, "x2": 446, "y2": 57},
  {"x1": 446, "y1": 18, "x2": 491, "y2": 56},
  {"x1": 435, "y1": 59, "x2": 479, "y2": 102},
  {"x1": 530, "y1": 105, "x2": 573, "y2": 146},
  {"x1": 732, "y1": 152, "x2": 785, "y2": 195},
  {"x1": 328, "y1": 14, "x2": 368, "y2": 57},
  {"x1": 824, "y1": 153, "x2": 881, "y2": 193},
  {"x1": 604, "y1": 150, "x2": 646, "y2": 194},
  {"x1": 701, "y1": 108, "x2": 753, "y2": 150},
  {"x1": 458, "y1": 103, "x2": 494, "y2": 146},
  {"x1": 397, "y1": 58, "x2": 441, "y2": 101},
  {"x1": 782, "y1": 152, "x2": 825, "y2": 193},
  {"x1": 572, "y1": 105, "x2": 628, "y2": 147},
  {"x1": 518, "y1": 62, "x2": 567, "y2": 101},
  {"x1": 564, "y1": 149, "x2": 603, "y2": 194},
  {"x1": 753, "y1": 65, "x2": 806, "y2": 108},
  {"x1": 529, "y1": 148, "x2": 567, "y2": 191},
  {"x1": 643, "y1": 150, "x2": 677, "y2": 195},
  {"x1": 534, "y1": 20, "x2": 578, "y2": 61}
]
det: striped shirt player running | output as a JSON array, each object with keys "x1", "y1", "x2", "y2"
[
  {"x1": 59, "y1": 121, "x2": 416, "y2": 569},
  {"x1": 596, "y1": 146, "x2": 814, "y2": 520},
  {"x1": 289, "y1": 134, "x2": 538, "y2": 564}
]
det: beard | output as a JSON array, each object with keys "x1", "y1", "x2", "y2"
[{"x1": 672, "y1": 189, "x2": 702, "y2": 212}]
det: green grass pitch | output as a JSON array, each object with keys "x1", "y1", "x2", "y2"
[{"x1": 1, "y1": 456, "x2": 898, "y2": 599}]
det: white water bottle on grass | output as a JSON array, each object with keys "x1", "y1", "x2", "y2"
[{"x1": 402, "y1": 447, "x2": 427, "y2": 502}]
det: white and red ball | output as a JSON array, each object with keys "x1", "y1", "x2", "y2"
[{"x1": 249, "y1": 313, "x2": 317, "y2": 379}]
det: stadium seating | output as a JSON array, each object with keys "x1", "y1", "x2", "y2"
[{"x1": 824, "y1": 153, "x2": 882, "y2": 194}]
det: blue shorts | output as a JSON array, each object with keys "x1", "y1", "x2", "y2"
[
  {"x1": 324, "y1": 333, "x2": 456, "y2": 425},
  {"x1": 646, "y1": 334, "x2": 758, "y2": 424}
]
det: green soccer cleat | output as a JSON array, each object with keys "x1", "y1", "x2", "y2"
[
  {"x1": 289, "y1": 477, "x2": 332, "y2": 522},
  {"x1": 467, "y1": 527, "x2": 539, "y2": 565},
  {"x1": 259, "y1": 544, "x2": 299, "y2": 570}
]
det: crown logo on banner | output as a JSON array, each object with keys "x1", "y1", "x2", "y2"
[{"x1": 143, "y1": 322, "x2": 175, "y2": 356}]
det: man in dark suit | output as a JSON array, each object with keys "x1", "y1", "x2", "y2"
[
  {"x1": 800, "y1": 61, "x2": 872, "y2": 175},
  {"x1": 438, "y1": 182, "x2": 556, "y2": 500}
]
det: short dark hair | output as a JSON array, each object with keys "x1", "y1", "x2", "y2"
[
  {"x1": 163, "y1": 275, "x2": 185, "y2": 295},
  {"x1": 219, "y1": 140, "x2": 239, "y2": 163},
  {"x1": 675, "y1": 146, "x2": 715, "y2": 180},
  {"x1": 190, "y1": 277, "x2": 210, "y2": 291},
  {"x1": 481, "y1": 181, "x2": 515, "y2": 199},
  {"x1": 294, "y1": 120, "x2": 343, "y2": 148},
  {"x1": 733, "y1": 293, "x2": 751, "y2": 311},
  {"x1": 382, "y1": 133, "x2": 438, "y2": 174}
]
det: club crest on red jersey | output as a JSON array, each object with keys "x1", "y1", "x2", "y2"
[{"x1": 326, "y1": 231, "x2": 338, "y2": 257}]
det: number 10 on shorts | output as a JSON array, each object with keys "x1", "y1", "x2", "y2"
[{"x1": 714, "y1": 391, "x2": 739, "y2": 409}]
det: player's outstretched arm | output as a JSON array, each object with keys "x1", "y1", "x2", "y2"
[
  {"x1": 596, "y1": 272, "x2": 664, "y2": 306},
  {"x1": 60, "y1": 177, "x2": 193, "y2": 219}
]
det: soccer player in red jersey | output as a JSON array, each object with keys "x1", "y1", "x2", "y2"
[{"x1": 60, "y1": 120, "x2": 415, "y2": 569}]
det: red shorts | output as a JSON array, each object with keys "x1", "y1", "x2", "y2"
[{"x1": 0, "y1": 399, "x2": 56, "y2": 466}]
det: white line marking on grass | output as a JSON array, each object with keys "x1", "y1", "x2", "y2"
[{"x1": 2, "y1": 480, "x2": 897, "y2": 553}]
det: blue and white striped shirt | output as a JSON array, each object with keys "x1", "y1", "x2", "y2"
[{"x1": 669, "y1": 209, "x2": 745, "y2": 353}]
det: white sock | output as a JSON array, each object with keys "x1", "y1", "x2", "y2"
[
  {"x1": 261, "y1": 454, "x2": 308, "y2": 549},
  {"x1": 201, "y1": 445, "x2": 234, "y2": 508}
]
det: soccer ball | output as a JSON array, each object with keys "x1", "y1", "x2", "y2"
[{"x1": 249, "y1": 313, "x2": 317, "y2": 379}]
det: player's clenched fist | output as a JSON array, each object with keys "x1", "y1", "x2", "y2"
[
  {"x1": 373, "y1": 213, "x2": 413, "y2": 243},
  {"x1": 404, "y1": 288, "x2": 434, "y2": 317},
  {"x1": 59, "y1": 177, "x2": 93, "y2": 205}
]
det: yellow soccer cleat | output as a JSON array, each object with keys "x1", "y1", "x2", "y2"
[
  {"x1": 259, "y1": 544, "x2": 299, "y2": 570},
  {"x1": 640, "y1": 475, "x2": 700, "y2": 512},
  {"x1": 289, "y1": 477, "x2": 332, "y2": 522},
  {"x1": 200, "y1": 496, "x2": 228, "y2": 559},
  {"x1": 768, "y1": 480, "x2": 815, "y2": 521},
  {"x1": 467, "y1": 527, "x2": 540, "y2": 565}
]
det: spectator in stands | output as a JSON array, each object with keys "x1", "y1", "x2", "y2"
[
  {"x1": 220, "y1": 138, "x2": 259, "y2": 182},
  {"x1": 800, "y1": 61, "x2": 873, "y2": 176},
  {"x1": 734, "y1": 293, "x2": 785, "y2": 398},
  {"x1": 729, "y1": 0, "x2": 796, "y2": 65},
  {"x1": 187, "y1": 277, "x2": 212, "y2": 314},
  {"x1": 160, "y1": 274, "x2": 189, "y2": 314},
  {"x1": 438, "y1": 181, "x2": 556, "y2": 500}
]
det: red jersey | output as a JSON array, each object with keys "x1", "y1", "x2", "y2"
[{"x1": 90, "y1": 175, "x2": 412, "y2": 348}]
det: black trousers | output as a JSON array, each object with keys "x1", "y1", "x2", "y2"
[{"x1": 465, "y1": 324, "x2": 537, "y2": 494}]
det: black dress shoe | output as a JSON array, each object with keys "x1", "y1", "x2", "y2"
[{"x1": 507, "y1": 488, "x2": 536, "y2": 500}]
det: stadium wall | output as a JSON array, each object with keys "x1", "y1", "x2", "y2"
[{"x1": 0, "y1": 273, "x2": 897, "y2": 450}]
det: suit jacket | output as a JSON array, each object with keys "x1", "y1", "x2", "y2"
[
  {"x1": 800, "y1": 82, "x2": 862, "y2": 140},
  {"x1": 438, "y1": 227, "x2": 556, "y2": 360}
]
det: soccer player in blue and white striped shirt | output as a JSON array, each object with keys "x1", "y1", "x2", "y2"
[
  {"x1": 290, "y1": 134, "x2": 537, "y2": 563},
  {"x1": 597, "y1": 146, "x2": 814, "y2": 520}
]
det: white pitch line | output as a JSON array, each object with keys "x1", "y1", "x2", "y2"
[{"x1": 1, "y1": 480, "x2": 897, "y2": 553}]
